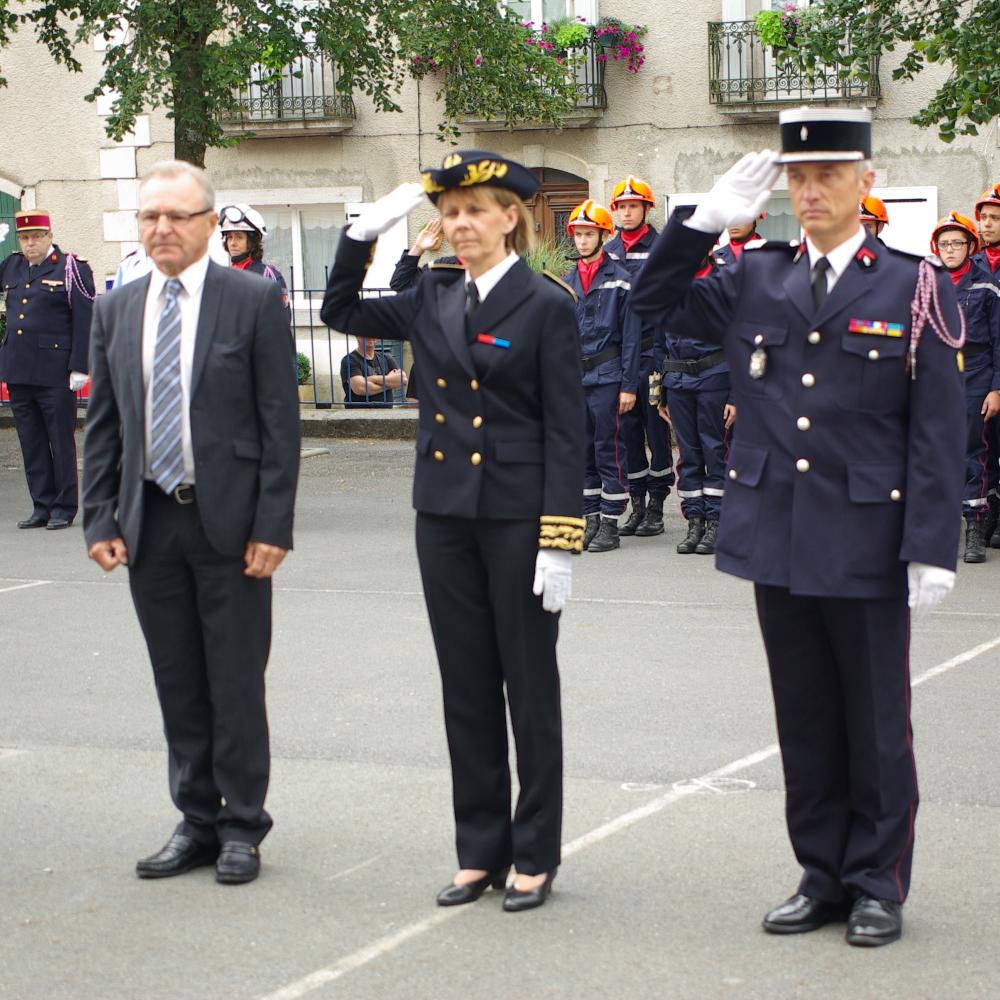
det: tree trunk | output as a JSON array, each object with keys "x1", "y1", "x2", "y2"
[{"x1": 170, "y1": 2, "x2": 212, "y2": 167}]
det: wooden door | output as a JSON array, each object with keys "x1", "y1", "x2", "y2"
[{"x1": 526, "y1": 167, "x2": 589, "y2": 252}]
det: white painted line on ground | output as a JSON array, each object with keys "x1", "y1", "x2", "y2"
[
  {"x1": 325, "y1": 856, "x2": 381, "y2": 883},
  {"x1": 0, "y1": 580, "x2": 51, "y2": 595},
  {"x1": 0, "y1": 748, "x2": 27, "y2": 760},
  {"x1": 259, "y1": 634, "x2": 1000, "y2": 1000}
]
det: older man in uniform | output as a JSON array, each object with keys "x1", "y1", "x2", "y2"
[
  {"x1": 632, "y1": 108, "x2": 964, "y2": 947},
  {"x1": 0, "y1": 210, "x2": 94, "y2": 529}
]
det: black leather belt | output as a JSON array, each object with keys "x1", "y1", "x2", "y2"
[
  {"x1": 640, "y1": 336, "x2": 654, "y2": 352},
  {"x1": 661, "y1": 350, "x2": 726, "y2": 375},
  {"x1": 581, "y1": 344, "x2": 621, "y2": 372},
  {"x1": 146, "y1": 481, "x2": 195, "y2": 504},
  {"x1": 963, "y1": 342, "x2": 989, "y2": 357}
]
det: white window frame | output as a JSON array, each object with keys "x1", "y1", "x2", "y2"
[{"x1": 504, "y1": 1, "x2": 596, "y2": 25}]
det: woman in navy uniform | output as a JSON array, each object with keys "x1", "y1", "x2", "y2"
[
  {"x1": 321, "y1": 152, "x2": 585, "y2": 912},
  {"x1": 632, "y1": 109, "x2": 965, "y2": 947},
  {"x1": 218, "y1": 204, "x2": 290, "y2": 317}
]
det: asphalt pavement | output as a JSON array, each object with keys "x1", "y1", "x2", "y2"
[{"x1": 2, "y1": 429, "x2": 998, "y2": 1000}]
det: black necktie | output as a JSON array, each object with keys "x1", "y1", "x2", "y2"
[
  {"x1": 811, "y1": 257, "x2": 831, "y2": 311},
  {"x1": 465, "y1": 281, "x2": 481, "y2": 318}
]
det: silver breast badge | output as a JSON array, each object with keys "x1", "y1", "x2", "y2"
[{"x1": 749, "y1": 334, "x2": 767, "y2": 380}]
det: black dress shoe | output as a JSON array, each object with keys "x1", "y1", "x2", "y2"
[
  {"x1": 436, "y1": 867, "x2": 510, "y2": 906},
  {"x1": 762, "y1": 893, "x2": 848, "y2": 934},
  {"x1": 45, "y1": 518, "x2": 73, "y2": 530},
  {"x1": 136, "y1": 834, "x2": 219, "y2": 879},
  {"x1": 503, "y1": 870, "x2": 556, "y2": 913},
  {"x1": 216, "y1": 841, "x2": 261, "y2": 884},
  {"x1": 17, "y1": 515, "x2": 48, "y2": 529},
  {"x1": 846, "y1": 896, "x2": 902, "y2": 947}
]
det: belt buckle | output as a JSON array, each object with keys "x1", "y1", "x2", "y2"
[{"x1": 172, "y1": 485, "x2": 194, "y2": 505}]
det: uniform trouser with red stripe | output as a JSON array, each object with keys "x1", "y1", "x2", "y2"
[
  {"x1": 583, "y1": 382, "x2": 629, "y2": 517},
  {"x1": 754, "y1": 584, "x2": 917, "y2": 904},
  {"x1": 665, "y1": 386, "x2": 728, "y2": 521},
  {"x1": 962, "y1": 386, "x2": 997, "y2": 521}
]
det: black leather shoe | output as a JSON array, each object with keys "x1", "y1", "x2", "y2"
[
  {"x1": 762, "y1": 893, "x2": 848, "y2": 934},
  {"x1": 676, "y1": 517, "x2": 705, "y2": 554},
  {"x1": 216, "y1": 841, "x2": 261, "y2": 884},
  {"x1": 695, "y1": 518, "x2": 719, "y2": 554},
  {"x1": 45, "y1": 518, "x2": 73, "y2": 530},
  {"x1": 136, "y1": 834, "x2": 219, "y2": 879},
  {"x1": 17, "y1": 514, "x2": 48, "y2": 529},
  {"x1": 503, "y1": 870, "x2": 556, "y2": 913},
  {"x1": 846, "y1": 896, "x2": 902, "y2": 947},
  {"x1": 619, "y1": 497, "x2": 645, "y2": 536},
  {"x1": 436, "y1": 867, "x2": 510, "y2": 906},
  {"x1": 587, "y1": 518, "x2": 620, "y2": 553},
  {"x1": 634, "y1": 498, "x2": 665, "y2": 537},
  {"x1": 582, "y1": 514, "x2": 601, "y2": 550}
]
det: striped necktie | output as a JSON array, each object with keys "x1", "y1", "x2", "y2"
[{"x1": 149, "y1": 277, "x2": 185, "y2": 494}]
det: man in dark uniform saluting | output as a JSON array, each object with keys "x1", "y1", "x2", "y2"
[{"x1": 632, "y1": 108, "x2": 965, "y2": 947}]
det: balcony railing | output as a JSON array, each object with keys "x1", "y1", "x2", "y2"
[
  {"x1": 221, "y1": 51, "x2": 357, "y2": 138},
  {"x1": 708, "y1": 20, "x2": 879, "y2": 113}
]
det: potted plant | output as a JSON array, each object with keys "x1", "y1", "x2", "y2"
[
  {"x1": 546, "y1": 16, "x2": 590, "y2": 55},
  {"x1": 592, "y1": 16, "x2": 648, "y2": 74},
  {"x1": 296, "y1": 351, "x2": 314, "y2": 404},
  {"x1": 523, "y1": 238, "x2": 575, "y2": 279}
]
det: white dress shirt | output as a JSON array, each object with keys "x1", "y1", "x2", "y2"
[
  {"x1": 466, "y1": 250, "x2": 520, "y2": 303},
  {"x1": 805, "y1": 226, "x2": 866, "y2": 295},
  {"x1": 142, "y1": 254, "x2": 210, "y2": 484}
]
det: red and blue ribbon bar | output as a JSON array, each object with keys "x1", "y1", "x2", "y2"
[{"x1": 476, "y1": 333, "x2": 511, "y2": 349}]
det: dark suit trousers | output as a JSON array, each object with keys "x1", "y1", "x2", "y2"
[
  {"x1": 416, "y1": 513, "x2": 563, "y2": 875},
  {"x1": 754, "y1": 584, "x2": 917, "y2": 904},
  {"x1": 8, "y1": 383, "x2": 78, "y2": 519},
  {"x1": 128, "y1": 485, "x2": 273, "y2": 846}
]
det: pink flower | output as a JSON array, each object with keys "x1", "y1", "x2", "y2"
[{"x1": 474, "y1": 54, "x2": 482, "y2": 66}]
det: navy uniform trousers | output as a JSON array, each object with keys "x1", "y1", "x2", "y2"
[
  {"x1": 622, "y1": 354, "x2": 673, "y2": 505},
  {"x1": 583, "y1": 383, "x2": 629, "y2": 517},
  {"x1": 665, "y1": 386, "x2": 729, "y2": 522}
]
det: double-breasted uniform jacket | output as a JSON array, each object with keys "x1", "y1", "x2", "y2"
[
  {"x1": 955, "y1": 261, "x2": 1000, "y2": 395},
  {"x1": 321, "y1": 234, "x2": 586, "y2": 550},
  {"x1": 561, "y1": 253, "x2": 641, "y2": 392},
  {"x1": 631, "y1": 213, "x2": 965, "y2": 599},
  {"x1": 0, "y1": 246, "x2": 94, "y2": 385}
]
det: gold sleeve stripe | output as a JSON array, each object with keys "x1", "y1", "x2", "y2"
[
  {"x1": 540, "y1": 515, "x2": 587, "y2": 528},
  {"x1": 539, "y1": 517, "x2": 585, "y2": 554}
]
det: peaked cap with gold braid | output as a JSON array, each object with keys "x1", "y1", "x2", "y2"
[{"x1": 421, "y1": 149, "x2": 539, "y2": 205}]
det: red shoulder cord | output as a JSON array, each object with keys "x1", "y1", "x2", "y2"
[{"x1": 908, "y1": 259, "x2": 966, "y2": 381}]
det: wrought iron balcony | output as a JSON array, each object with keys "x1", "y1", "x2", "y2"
[
  {"x1": 221, "y1": 52, "x2": 357, "y2": 138},
  {"x1": 708, "y1": 20, "x2": 879, "y2": 117}
]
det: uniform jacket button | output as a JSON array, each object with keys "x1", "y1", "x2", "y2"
[
  {"x1": 24, "y1": 283, "x2": 30, "y2": 289},
  {"x1": 21, "y1": 298, "x2": 28, "y2": 305},
  {"x1": 868, "y1": 349, "x2": 880, "y2": 360},
  {"x1": 435, "y1": 412, "x2": 446, "y2": 424},
  {"x1": 436, "y1": 377, "x2": 447, "y2": 388},
  {"x1": 801, "y1": 373, "x2": 816, "y2": 387},
  {"x1": 808, "y1": 331, "x2": 821, "y2": 344},
  {"x1": 472, "y1": 416, "x2": 483, "y2": 429},
  {"x1": 433, "y1": 450, "x2": 445, "y2": 462},
  {"x1": 470, "y1": 452, "x2": 482, "y2": 466},
  {"x1": 18, "y1": 313, "x2": 24, "y2": 320},
  {"x1": 17, "y1": 330, "x2": 23, "y2": 335},
  {"x1": 890, "y1": 489, "x2": 902, "y2": 501},
  {"x1": 796, "y1": 458, "x2": 810, "y2": 473},
  {"x1": 470, "y1": 379, "x2": 480, "y2": 391},
  {"x1": 728, "y1": 469, "x2": 738, "y2": 480},
  {"x1": 797, "y1": 417, "x2": 811, "y2": 431}
]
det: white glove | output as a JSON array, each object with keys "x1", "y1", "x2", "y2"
[
  {"x1": 687, "y1": 150, "x2": 781, "y2": 235},
  {"x1": 907, "y1": 562, "x2": 955, "y2": 617},
  {"x1": 69, "y1": 371, "x2": 89, "y2": 392},
  {"x1": 532, "y1": 549, "x2": 573, "y2": 614},
  {"x1": 347, "y1": 182, "x2": 426, "y2": 242},
  {"x1": 0, "y1": 223, "x2": 8, "y2": 243}
]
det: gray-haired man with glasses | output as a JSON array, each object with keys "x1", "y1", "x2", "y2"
[{"x1": 83, "y1": 160, "x2": 300, "y2": 885}]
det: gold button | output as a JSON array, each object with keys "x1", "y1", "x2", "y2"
[
  {"x1": 470, "y1": 379, "x2": 480, "y2": 391},
  {"x1": 53, "y1": 343, "x2": 59, "y2": 348},
  {"x1": 18, "y1": 313, "x2": 24, "y2": 320},
  {"x1": 808, "y1": 331, "x2": 821, "y2": 344},
  {"x1": 470, "y1": 452, "x2": 482, "y2": 466},
  {"x1": 728, "y1": 469, "x2": 738, "y2": 481},
  {"x1": 433, "y1": 450, "x2": 445, "y2": 462},
  {"x1": 801, "y1": 373, "x2": 815, "y2": 388},
  {"x1": 472, "y1": 416, "x2": 483, "y2": 429},
  {"x1": 435, "y1": 412, "x2": 446, "y2": 424},
  {"x1": 21, "y1": 298, "x2": 28, "y2": 304},
  {"x1": 436, "y1": 377, "x2": 447, "y2": 389},
  {"x1": 797, "y1": 417, "x2": 811, "y2": 431},
  {"x1": 868, "y1": 349, "x2": 880, "y2": 361},
  {"x1": 24, "y1": 283, "x2": 30, "y2": 289},
  {"x1": 754, "y1": 334, "x2": 764, "y2": 345},
  {"x1": 17, "y1": 330, "x2": 23, "y2": 335},
  {"x1": 890, "y1": 489, "x2": 901, "y2": 501},
  {"x1": 796, "y1": 458, "x2": 810, "y2": 473}
]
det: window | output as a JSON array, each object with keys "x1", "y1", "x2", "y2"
[
  {"x1": 505, "y1": 0, "x2": 574, "y2": 23},
  {"x1": 254, "y1": 204, "x2": 345, "y2": 295}
]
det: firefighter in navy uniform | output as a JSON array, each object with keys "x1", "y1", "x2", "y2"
[
  {"x1": 218, "y1": 204, "x2": 290, "y2": 317},
  {"x1": 715, "y1": 212, "x2": 765, "y2": 266},
  {"x1": 0, "y1": 210, "x2": 94, "y2": 529},
  {"x1": 562, "y1": 200, "x2": 640, "y2": 553},
  {"x1": 604, "y1": 176, "x2": 674, "y2": 536},
  {"x1": 321, "y1": 151, "x2": 585, "y2": 913},
  {"x1": 930, "y1": 213, "x2": 1000, "y2": 562},
  {"x1": 632, "y1": 108, "x2": 965, "y2": 948},
  {"x1": 972, "y1": 183, "x2": 1000, "y2": 282},
  {"x1": 859, "y1": 195, "x2": 889, "y2": 243}
]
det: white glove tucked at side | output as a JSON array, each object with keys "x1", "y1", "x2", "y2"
[
  {"x1": 346, "y1": 183, "x2": 426, "y2": 242},
  {"x1": 532, "y1": 549, "x2": 573, "y2": 614},
  {"x1": 688, "y1": 150, "x2": 781, "y2": 235},
  {"x1": 69, "y1": 371, "x2": 89, "y2": 392},
  {"x1": 907, "y1": 562, "x2": 955, "y2": 617}
]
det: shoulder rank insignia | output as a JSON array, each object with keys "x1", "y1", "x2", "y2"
[
  {"x1": 855, "y1": 246, "x2": 877, "y2": 269},
  {"x1": 542, "y1": 269, "x2": 578, "y2": 303},
  {"x1": 848, "y1": 318, "x2": 905, "y2": 337},
  {"x1": 429, "y1": 261, "x2": 464, "y2": 271}
]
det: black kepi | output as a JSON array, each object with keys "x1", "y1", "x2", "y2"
[{"x1": 777, "y1": 107, "x2": 872, "y2": 164}]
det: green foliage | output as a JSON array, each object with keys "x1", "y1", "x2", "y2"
[
  {"x1": 754, "y1": 10, "x2": 788, "y2": 49},
  {"x1": 522, "y1": 238, "x2": 575, "y2": 279},
  {"x1": 546, "y1": 17, "x2": 589, "y2": 52},
  {"x1": 296, "y1": 351, "x2": 312, "y2": 386},
  {"x1": 593, "y1": 16, "x2": 647, "y2": 73},
  {"x1": 783, "y1": 0, "x2": 1000, "y2": 142}
]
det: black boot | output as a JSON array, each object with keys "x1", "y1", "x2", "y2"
[
  {"x1": 987, "y1": 501, "x2": 1000, "y2": 548},
  {"x1": 964, "y1": 520, "x2": 987, "y2": 563},
  {"x1": 695, "y1": 519, "x2": 719, "y2": 555},
  {"x1": 676, "y1": 517, "x2": 705, "y2": 554},
  {"x1": 588, "y1": 517, "x2": 620, "y2": 553},
  {"x1": 619, "y1": 496, "x2": 645, "y2": 536},
  {"x1": 635, "y1": 497, "x2": 665, "y2": 537},
  {"x1": 582, "y1": 514, "x2": 601, "y2": 551}
]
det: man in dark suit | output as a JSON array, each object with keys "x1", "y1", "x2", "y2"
[
  {"x1": 0, "y1": 210, "x2": 95, "y2": 529},
  {"x1": 632, "y1": 109, "x2": 965, "y2": 947},
  {"x1": 83, "y1": 160, "x2": 300, "y2": 885}
]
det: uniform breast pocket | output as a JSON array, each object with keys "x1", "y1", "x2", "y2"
[
  {"x1": 838, "y1": 334, "x2": 908, "y2": 413},
  {"x1": 734, "y1": 321, "x2": 787, "y2": 400}
]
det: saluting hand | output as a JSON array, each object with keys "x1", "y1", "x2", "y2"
[
  {"x1": 244, "y1": 542, "x2": 288, "y2": 579},
  {"x1": 411, "y1": 219, "x2": 444, "y2": 256},
  {"x1": 348, "y1": 183, "x2": 426, "y2": 242},
  {"x1": 689, "y1": 150, "x2": 781, "y2": 234},
  {"x1": 89, "y1": 538, "x2": 129, "y2": 571}
]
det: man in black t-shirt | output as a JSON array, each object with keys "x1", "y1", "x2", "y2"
[{"x1": 340, "y1": 336, "x2": 407, "y2": 407}]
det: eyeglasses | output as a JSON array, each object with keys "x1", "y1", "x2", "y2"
[
  {"x1": 937, "y1": 240, "x2": 972, "y2": 250},
  {"x1": 138, "y1": 207, "x2": 213, "y2": 228}
]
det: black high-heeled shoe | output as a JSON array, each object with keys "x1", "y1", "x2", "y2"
[
  {"x1": 502, "y1": 870, "x2": 557, "y2": 913},
  {"x1": 435, "y1": 867, "x2": 510, "y2": 907}
]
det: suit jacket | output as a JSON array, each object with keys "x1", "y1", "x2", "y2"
[
  {"x1": 0, "y1": 246, "x2": 95, "y2": 385},
  {"x1": 82, "y1": 261, "x2": 300, "y2": 562},
  {"x1": 632, "y1": 214, "x2": 965, "y2": 599},
  {"x1": 322, "y1": 235, "x2": 585, "y2": 537}
]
